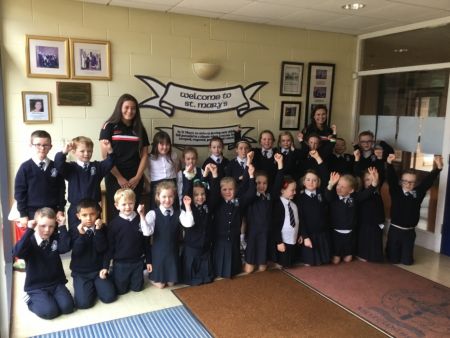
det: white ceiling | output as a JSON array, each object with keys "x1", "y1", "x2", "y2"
[{"x1": 76, "y1": 0, "x2": 450, "y2": 35}]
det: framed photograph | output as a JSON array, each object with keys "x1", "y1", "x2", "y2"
[
  {"x1": 22, "y1": 91, "x2": 52, "y2": 123},
  {"x1": 70, "y1": 38, "x2": 111, "y2": 80},
  {"x1": 280, "y1": 61, "x2": 304, "y2": 96},
  {"x1": 56, "y1": 81, "x2": 92, "y2": 106},
  {"x1": 305, "y1": 63, "x2": 335, "y2": 126},
  {"x1": 26, "y1": 35, "x2": 70, "y2": 78},
  {"x1": 280, "y1": 101, "x2": 301, "y2": 130}
]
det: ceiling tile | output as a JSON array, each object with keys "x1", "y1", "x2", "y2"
[
  {"x1": 175, "y1": 0, "x2": 253, "y2": 13},
  {"x1": 388, "y1": 0, "x2": 450, "y2": 11},
  {"x1": 230, "y1": 2, "x2": 299, "y2": 19}
]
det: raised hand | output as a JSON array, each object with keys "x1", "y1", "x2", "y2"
[
  {"x1": 183, "y1": 195, "x2": 192, "y2": 210},
  {"x1": 368, "y1": 167, "x2": 379, "y2": 187},
  {"x1": 329, "y1": 172, "x2": 340, "y2": 187},
  {"x1": 137, "y1": 204, "x2": 145, "y2": 217},
  {"x1": 95, "y1": 218, "x2": 103, "y2": 230},
  {"x1": 434, "y1": 155, "x2": 444, "y2": 170},
  {"x1": 247, "y1": 151, "x2": 254, "y2": 164},
  {"x1": 353, "y1": 149, "x2": 361, "y2": 161},
  {"x1": 387, "y1": 153, "x2": 396, "y2": 164}
]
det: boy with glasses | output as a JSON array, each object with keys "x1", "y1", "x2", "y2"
[
  {"x1": 385, "y1": 154, "x2": 443, "y2": 265},
  {"x1": 15, "y1": 130, "x2": 66, "y2": 227},
  {"x1": 354, "y1": 130, "x2": 394, "y2": 184}
]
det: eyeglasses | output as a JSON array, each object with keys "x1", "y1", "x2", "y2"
[
  {"x1": 32, "y1": 143, "x2": 51, "y2": 149},
  {"x1": 401, "y1": 180, "x2": 416, "y2": 185}
]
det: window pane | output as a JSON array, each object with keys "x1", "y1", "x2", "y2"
[{"x1": 361, "y1": 24, "x2": 450, "y2": 71}]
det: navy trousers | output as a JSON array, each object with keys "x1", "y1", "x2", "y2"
[
  {"x1": 27, "y1": 283, "x2": 74, "y2": 319},
  {"x1": 72, "y1": 271, "x2": 117, "y2": 309}
]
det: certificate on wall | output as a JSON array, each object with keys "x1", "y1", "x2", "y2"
[{"x1": 305, "y1": 63, "x2": 335, "y2": 126}]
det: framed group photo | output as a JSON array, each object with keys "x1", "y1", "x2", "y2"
[
  {"x1": 305, "y1": 63, "x2": 335, "y2": 126},
  {"x1": 70, "y1": 38, "x2": 111, "y2": 80},
  {"x1": 280, "y1": 101, "x2": 301, "y2": 130},
  {"x1": 280, "y1": 61, "x2": 304, "y2": 96},
  {"x1": 22, "y1": 91, "x2": 52, "y2": 123},
  {"x1": 26, "y1": 35, "x2": 70, "y2": 78}
]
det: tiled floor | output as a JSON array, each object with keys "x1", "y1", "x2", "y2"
[{"x1": 11, "y1": 246, "x2": 450, "y2": 337}]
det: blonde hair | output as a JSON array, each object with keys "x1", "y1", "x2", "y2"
[
  {"x1": 72, "y1": 136, "x2": 94, "y2": 150},
  {"x1": 220, "y1": 177, "x2": 236, "y2": 189},
  {"x1": 34, "y1": 207, "x2": 56, "y2": 220},
  {"x1": 155, "y1": 180, "x2": 176, "y2": 205},
  {"x1": 339, "y1": 174, "x2": 358, "y2": 191},
  {"x1": 114, "y1": 188, "x2": 136, "y2": 203},
  {"x1": 277, "y1": 131, "x2": 294, "y2": 147}
]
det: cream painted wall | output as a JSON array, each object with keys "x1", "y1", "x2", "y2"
[{"x1": 0, "y1": 0, "x2": 356, "y2": 197}]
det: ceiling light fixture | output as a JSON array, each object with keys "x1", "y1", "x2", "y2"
[{"x1": 342, "y1": 3, "x2": 365, "y2": 10}]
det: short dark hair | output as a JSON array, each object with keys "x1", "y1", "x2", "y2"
[
  {"x1": 76, "y1": 198, "x2": 100, "y2": 213},
  {"x1": 358, "y1": 130, "x2": 374, "y2": 139},
  {"x1": 31, "y1": 130, "x2": 51, "y2": 142}
]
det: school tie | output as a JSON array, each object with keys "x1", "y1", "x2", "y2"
[
  {"x1": 165, "y1": 209, "x2": 171, "y2": 217},
  {"x1": 288, "y1": 202, "x2": 295, "y2": 228},
  {"x1": 85, "y1": 228, "x2": 94, "y2": 236},
  {"x1": 83, "y1": 163, "x2": 89, "y2": 171},
  {"x1": 216, "y1": 158, "x2": 221, "y2": 164},
  {"x1": 343, "y1": 197, "x2": 349, "y2": 204},
  {"x1": 39, "y1": 161, "x2": 45, "y2": 171},
  {"x1": 311, "y1": 193, "x2": 316, "y2": 198},
  {"x1": 40, "y1": 239, "x2": 49, "y2": 249},
  {"x1": 240, "y1": 161, "x2": 245, "y2": 169},
  {"x1": 263, "y1": 150, "x2": 268, "y2": 158},
  {"x1": 283, "y1": 150, "x2": 288, "y2": 156}
]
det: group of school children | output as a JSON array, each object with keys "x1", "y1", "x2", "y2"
[{"x1": 12, "y1": 101, "x2": 443, "y2": 320}]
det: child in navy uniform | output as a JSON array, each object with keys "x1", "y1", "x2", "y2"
[
  {"x1": 271, "y1": 177, "x2": 302, "y2": 268},
  {"x1": 177, "y1": 147, "x2": 203, "y2": 205},
  {"x1": 386, "y1": 154, "x2": 443, "y2": 265},
  {"x1": 244, "y1": 153, "x2": 284, "y2": 273},
  {"x1": 354, "y1": 130, "x2": 394, "y2": 184},
  {"x1": 213, "y1": 165, "x2": 256, "y2": 278},
  {"x1": 297, "y1": 150, "x2": 331, "y2": 266},
  {"x1": 54, "y1": 136, "x2": 114, "y2": 239},
  {"x1": 326, "y1": 168, "x2": 379, "y2": 264},
  {"x1": 13, "y1": 208, "x2": 73, "y2": 319},
  {"x1": 278, "y1": 131, "x2": 302, "y2": 181},
  {"x1": 357, "y1": 166, "x2": 385, "y2": 262},
  {"x1": 202, "y1": 136, "x2": 229, "y2": 180},
  {"x1": 179, "y1": 163, "x2": 220, "y2": 285},
  {"x1": 14, "y1": 130, "x2": 66, "y2": 228},
  {"x1": 225, "y1": 139, "x2": 252, "y2": 190},
  {"x1": 326, "y1": 138, "x2": 355, "y2": 175},
  {"x1": 70, "y1": 199, "x2": 116, "y2": 309},
  {"x1": 145, "y1": 181, "x2": 181, "y2": 288},
  {"x1": 105, "y1": 189, "x2": 152, "y2": 295}
]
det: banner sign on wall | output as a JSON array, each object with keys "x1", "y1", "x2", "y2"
[
  {"x1": 155, "y1": 124, "x2": 256, "y2": 149},
  {"x1": 136, "y1": 75, "x2": 268, "y2": 117}
]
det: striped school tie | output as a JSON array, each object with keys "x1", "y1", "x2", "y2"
[{"x1": 288, "y1": 202, "x2": 295, "y2": 228}]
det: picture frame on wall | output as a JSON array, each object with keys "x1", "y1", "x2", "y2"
[
  {"x1": 280, "y1": 61, "x2": 304, "y2": 96},
  {"x1": 70, "y1": 38, "x2": 111, "y2": 80},
  {"x1": 22, "y1": 91, "x2": 52, "y2": 124},
  {"x1": 280, "y1": 101, "x2": 301, "y2": 130},
  {"x1": 26, "y1": 35, "x2": 70, "y2": 79},
  {"x1": 305, "y1": 63, "x2": 335, "y2": 126}
]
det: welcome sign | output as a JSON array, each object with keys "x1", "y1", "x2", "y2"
[
  {"x1": 156, "y1": 125, "x2": 255, "y2": 149},
  {"x1": 136, "y1": 75, "x2": 268, "y2": 117}
]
